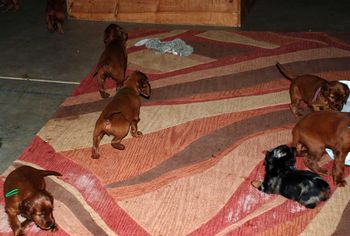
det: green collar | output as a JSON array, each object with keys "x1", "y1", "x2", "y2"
[{"x1": 5, "y1": 188, "x2": 19, "y2": 198}]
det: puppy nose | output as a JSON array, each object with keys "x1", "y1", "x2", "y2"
[{"x1": 49, "y1": 222, "x2": 56, "y2": 229}]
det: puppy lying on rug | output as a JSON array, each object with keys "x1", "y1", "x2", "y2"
[
  {"x1": 4, "y1": 165, "x2": 61, "y2": 235},
  {"x1": 276, "y1": 62, "x2": 349, "y2": 117},
  {"x1": 293, "y1": 110, "x2": 350, "y2": 187},
  {"x1": 91, "y1": 71, "x2": 151, "y2": 159},
  {"x1": 252, "y1": 145, "x2": 330, "y2": 208},
  {"x1": 46, "y1": 0, "x2": 65, "y2": 34},
  {"x1": 94, "y1": 24, "x2": 129, "y2": 98}
]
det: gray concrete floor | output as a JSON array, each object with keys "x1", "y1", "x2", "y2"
[
  {"x1": 1, "y1": 0, "x2": 350, "y2": 173},
  {"x1": 242, "y1": 0, "x2": 350, "y2": 31}
]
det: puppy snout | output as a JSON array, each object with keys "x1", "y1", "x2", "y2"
[
  {"x1": 335, "y1": 102, "x2": 344, "y2": 110},
  {"x1": 45, "y1": 220, "x2": 56, "y2": 230},
  {"x1": 45, "y1": 219, "x2": 56, "y2": 230}
]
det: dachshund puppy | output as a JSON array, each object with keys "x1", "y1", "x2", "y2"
[
  {"x1": 94, "y1": 24, "x2": 129, "y2": 98},
  {"x1": 46, "y1": 0, "x2": 65, "y2": 34},
  {"x1": 251, "y1": 145, "x2": 331, "y2": 208},
  {"x1": 91, "y1": 70, "x2": 151, "y2": 159},
  {"x1": 103, "y1": 23, "x2": 128, "y2": 46},
  {"x1": 4, "y1": 165, "x2": 62, "y2": 235},
  {"x1": 276, "y1": 62, "x2": 349, "y2": 117},
  {"x1": 1, "y1": 0, "x2": 19, "y2": 11},
  {"x1": 293, "y1": 110, "x2": 350, "y2": 187}
]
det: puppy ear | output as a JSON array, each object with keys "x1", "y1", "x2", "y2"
[
  {"x1": 321, "y1": 84, "x2": 330, "y2": 96},
  {"x1": 264, "y1": 150, "x2": 274, "y2": 165},
  {"x1": 284, "y1": 155, "x2": 296, "y2": 167},
  {"x1": 121, "y1": 31, "x2": 128, "y2": 41},
  {"x1": 136, "y1": 72, "x2": 151, "y2": 98},
  {"x1": 20, "y1": 199, "x2": 32, "y2": 216},
  {"x1": 140, "y1": 82, "x2": 151, "y2": 98},
  {"x1": 343, "y1": 83, "x2": 350, "y2": 101}
]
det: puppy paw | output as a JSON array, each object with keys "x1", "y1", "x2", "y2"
[
  {"x1": 111, "y1": 143, "x2": 125, "y2": 150},
  {"x1": 91, "y1": 152, "x2": 100, "y2": 159},
  {"x1": 51, "y1": 224, "x2": 59, "y2": 232},
  {"x1": 100, "y1": 91, "x2": 110, "y2": 99},
  {"x1": 251, "y1": 180, "x2": 262, "y2": 189},
  {"x1": 132, "y1": 131, "x2": 143, "y2": 137},
  {"x1": 15, "y1": 229, "x2": 25, "y2": 236},
  {"x1": 335, "y1": 179, "x2": 347, "y2": 187},
  {"x1": 318, "y1": 168, "x2": 329, "y2": 176}
]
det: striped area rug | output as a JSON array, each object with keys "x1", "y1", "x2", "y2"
[{"x1": 1, "y1": 29, "x2": 350, "y2": 236}]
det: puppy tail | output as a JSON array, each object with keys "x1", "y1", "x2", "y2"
[
  {"x1": 276, "y1": 62, "x2": 296, "y2": 81},
  {"x1": 104, "y1": 111, "x2": 122, "y2": 121},
  {"x1": 92, "y1": 70, "x2": 98, "y2": 78},
  {"x1": 39, "y1": 170, "x2": 62, "y2": 177}
]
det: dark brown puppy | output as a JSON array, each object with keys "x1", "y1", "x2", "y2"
[
  {"x1": 46, "y1": 0, "x2": 65, "y2": 34},
  {"x1": 292, "y1": 110, "x2": 350, "y2": 187},
  {"x1": 92, "y1": 70, "x2": 151, "y2": 159},
  {"x1": 4, "y1": 165, "x2": 62, "y2": 235},
  {"x1": 276, "y1": 62, "x2": 349, "y2": 117},
  {"x1": 103, "y1": 23, "x2": 128, "y2": 46},
  {"x1": 2, "y1": 0, "x2": 19, "y2": 11},
  {"x1": 94, "y1": 24, "x2": 128, "y2": 98}
]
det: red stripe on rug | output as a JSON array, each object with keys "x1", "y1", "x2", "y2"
[
  {"x1": 145, "y1": 40, "x2": 326, "y2": 81},
  {"x1": 146, "y1": 81, "x2": 289, "y2": 106}
]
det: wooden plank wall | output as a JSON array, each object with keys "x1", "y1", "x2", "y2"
[{"x1": 67, "y1": 0, "x2": 253, "y2": 27}]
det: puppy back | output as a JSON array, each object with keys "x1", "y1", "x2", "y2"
[
  {"x1": 39, "y1": 169, "x2": 62, "y2": 177},
  {"x1": 276, "y1": 62, "x2": 296, "y2": 81}
]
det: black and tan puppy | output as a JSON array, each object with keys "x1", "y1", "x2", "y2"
[
  {"x1": 4, "y1": 165, "x2": 62, "y2": 236},
  {"x1": 252, "y1": 145, "x2": 331, "y2": 208},
  {"x1": 46, "y1": 0, "x2": 65, "y2": 34},
  {"x1": 91, "y1": 70, "x2": 151, "y2": 159},
  {"x1": 94, "y1": 23, "x2": 128, "y2": 98},
  {"x1": 276, "y1": 62, "x2": 349, "y2": 117}
]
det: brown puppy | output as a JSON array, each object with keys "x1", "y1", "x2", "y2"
[
  {"x1": 94, "y1": 24, "x2": 128, "y2": 98},
  {"x1": 1, "y1": 0, "x2": 19, "y2": 11},
  {"x1": 46, "y1": 0, "x2": 65, "y2": 34},
  {"x1": 276, "y1": 62, "x2": 349, "y2": 117},
  {"x1": 292, "y1": 110, "x2": 350, "y2": 187},
  {"x1": 91, "y1": 70, "x2": 151, "y2": 159},
  {"x1": 103, "y1": 23, "x2": 128, "y2": 46},
  {"x1": 4, "y1": 165, "x2": 62, "y2": 235}
]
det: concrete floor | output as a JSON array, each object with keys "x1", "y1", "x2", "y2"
[
  {"x1": 1, "y1": 0, "x2": 350, "y2": 173},
  {"x1": 243, "y1": 0, "x2": 350, "y2": 32}
]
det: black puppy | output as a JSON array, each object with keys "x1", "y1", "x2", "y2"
[{"x1": 251, "y1": 145, "x2": 331, "y2": 208}]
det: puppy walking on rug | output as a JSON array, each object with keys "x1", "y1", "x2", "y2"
[
  {"x1": 293, "y1": 110, "x2": 350, "y2": 187},
  {"x1": 276, "y1": 62, "x2": 349, "y2": 117},
  {"x1": 4, "y1": 165, "x2": 62, "y2": 236},
  {"x1": 91, "y1": 71, "x2": 151, "y2": 159},
  {"x1": 252, "y1": 145, "x2": 331, "y2": 208}
]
